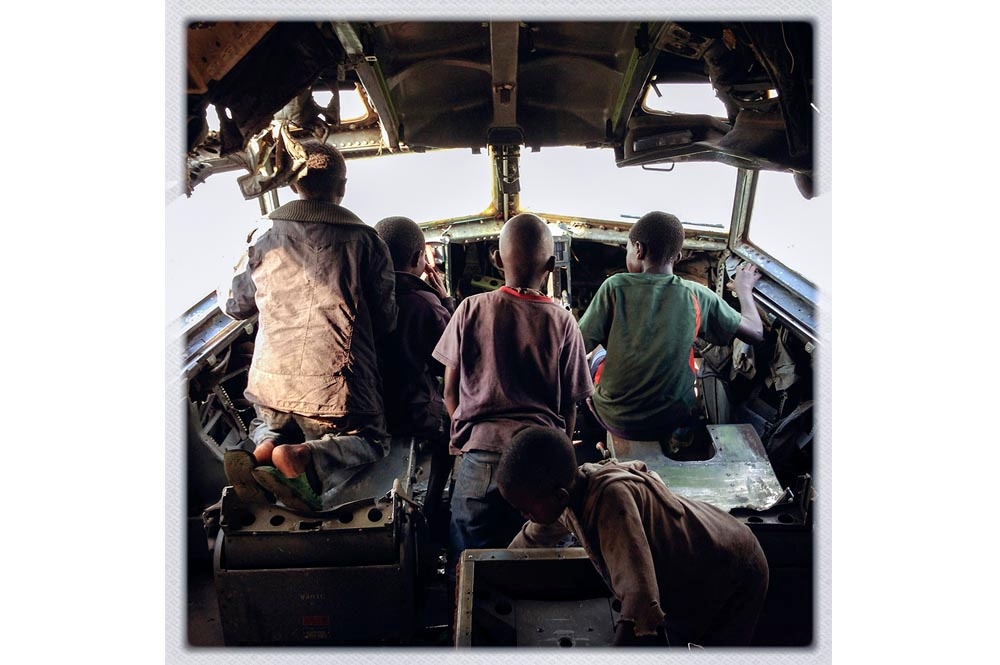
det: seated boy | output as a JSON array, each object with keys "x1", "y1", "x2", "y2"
[
  {"x1": 498, "y1": 426, "x2": 769, "y2": 647},
  {"x1": 431, "y1": 213, "x2": 594, "y2": 566},
  {"x1": 375, "y1": 216, "x2": 455, "y2": 515},
  {"x1": 578, "y1": 211, "x2": 764, "y2": 449}
]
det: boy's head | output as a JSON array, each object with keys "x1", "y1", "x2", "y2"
[
  {"x1": 291, "y1": 140, "x2": 348, "y2": 202},
  {"x1": 375, "y1": 216, "x2": 426, "y2": 276},
  {"x1": 496, "y1": 213, "x2": 556, "y2": 290},
  {"x1": 497, "y1": 426, "x2": 577, "y2": 524},
  {"x1": 626, "y1": 211, "x2": 685, "y2": 273}
]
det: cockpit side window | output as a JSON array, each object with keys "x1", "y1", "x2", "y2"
[
  {"x1": 311, "y1": 85, "x2": 370, "y2": 124},
  {"x1": 747, "y1": 171, "x2": 830, "y2": 289},
  {"x1": 166, "y1": 171, "x2": 264, "y2": 322}
]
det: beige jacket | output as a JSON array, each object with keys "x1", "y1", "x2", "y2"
[{"x1": 221, "y1": 199, "x2": 397, "y2": 418}]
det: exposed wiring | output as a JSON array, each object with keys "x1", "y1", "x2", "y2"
[{"x1": 781, "y1": 22, "x2": 795, "y2": 74}]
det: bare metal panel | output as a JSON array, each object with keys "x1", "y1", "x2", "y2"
[
  {"x1": 214, "y1": 550, "x2": 413, "y2": 645},
  {"x1": 455, "y1": 548, "x2": 617, "y2": 647},
  {"x1": 217, "y1": 437, "x2": 416, "y2": 569},
  {"x1": 187, "y1": 22, "x2": 275, "y2": 94},
  {"x1": 515, "y1": 599, "x2": 617, "y2": 647},
  {"x1": 609, "y1": 423, "x2": 785, "y2": 512},
  {"x1": 320, "y1": 434, "x2": 416, "y2": 507},
  {"x1": 218, "y1": 492, "x2": 399, "y2": 569},
  {"x1": 212, "y1": 439, "x2": 421, "y2": 644}
]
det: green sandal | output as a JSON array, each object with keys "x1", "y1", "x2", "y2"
[{"x1": 252, "y1": 466, "x2": 323, "y2": 513}]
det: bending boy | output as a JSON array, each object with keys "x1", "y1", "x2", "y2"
[{"x1": 498, "y1": 426, "x2": 769, "y2": 647}]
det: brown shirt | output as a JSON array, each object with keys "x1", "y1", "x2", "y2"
[
  {"x1": 431, "y1": 287, "x2": 594, "y2": 453},
  {"x1": 509, "y1": 460, "x2": 768, "y2": 640}
]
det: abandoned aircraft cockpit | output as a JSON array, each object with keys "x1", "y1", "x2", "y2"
[{"x1": 175, "y1": 18, "x2": 827, "y2": 648}]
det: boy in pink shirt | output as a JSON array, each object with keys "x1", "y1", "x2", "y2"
[{"x1": 431, "y1": 213, "x2": 594, "y2": 568}]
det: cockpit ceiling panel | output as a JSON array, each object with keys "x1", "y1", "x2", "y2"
[
  {"x1": 373, "y1": 21, "x2": 638, "y2": 149},
  {"x1": 186, "y1": 20, "x2": 813, "y2": 171}
]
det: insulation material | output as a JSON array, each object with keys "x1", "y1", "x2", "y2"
[
  {"x1": 731, "y1": 338, "x2": 757, "y2": 380},
  {"x1": 237, "y1": 123, "x2": 309, "y2": 200},
  {"x1": 766, "y1": 328, "x2": 799, "y2": 392}
]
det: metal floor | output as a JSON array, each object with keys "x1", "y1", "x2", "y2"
[{"x1": 186, "y1": 554, "x2": 225, "y2": 647}]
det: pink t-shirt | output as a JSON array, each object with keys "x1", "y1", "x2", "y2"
[{"x1": 432, "y1": 287, "x2": 594, "y2": 453}]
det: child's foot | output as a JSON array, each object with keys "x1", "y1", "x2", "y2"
[
  {"x1": 223, "y1": 449, "x2": 267, "y2": 502},
  {"x1": 253, "y1": 439, "x2": 276, "y2": 465},
  {"x1": 252, "y1": 466, "x2": 323, "y2": 513},
  {"x1": 272, "y1": 443, "x2": 313, "y2": 478}
]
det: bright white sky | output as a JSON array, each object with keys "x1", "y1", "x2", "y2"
[{"x1": 166, "y1": 82, "x2": 830, "y2": 323}]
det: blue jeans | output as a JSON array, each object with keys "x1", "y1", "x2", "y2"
[{"x1": 448, "y1": 450, "x2": 525, "y2": 577}]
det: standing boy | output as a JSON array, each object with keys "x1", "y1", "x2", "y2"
[
  {"x1": 218, "y1": 139, "x2": 397, "y2": 511},
  {"x1": 498, "y1": 426, "x2": 769, "y2": 646},
  {"x1": 375, "y1": 216, "x2": 455, "y2": 516},
  {"x1": 578, "y1": 211, "x2": 764, "y2": 446},
  {"x1": 431, "y1": 213, "x2": 594, "y2": 561}
]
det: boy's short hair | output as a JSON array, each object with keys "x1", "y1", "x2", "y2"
[
  {"x1": 497, "y1": 426, "x2": 577, "y2": 495},
  {"x1": 629, "y1": 211, "x2": 685, "y2": 264},
  {"x1": 294, "y1": 140, "x2": 347, "y2": 199},
  {"x1": 375, "y1": 216, "x2": 425, "y2": 271},
  {"x1": 499, "y1": 213, "x2": 553, "y2": 261}
]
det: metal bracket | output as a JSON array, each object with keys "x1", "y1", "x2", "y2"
[
  {"x1": 489, "y1": 22, "x2": 520, "y2": 128},
  {"x1": 715, "y1": 250, "x2": 731, "y2": 296},
  {"x1": 213, "y1": 383, "x2": 248, "y2": 438},
  {"x1": 640, "y1": 163, "x2": 675, "y2": 172},
  {"x1": 333, "y1": 23, "x2": 400, "y2": 150}
]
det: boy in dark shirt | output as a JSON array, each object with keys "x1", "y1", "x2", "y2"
[
  {"x1": 431, "y1": 213, "x2": 594, "y2": 566},
  {"x1": 578, "y1": 211, "x2": 763, "y2": 449},
  {"x1": 375, "y1": 216, "x2": 455, "y2": 515},
  {"x1": 498, "y1": 426, "x2": 769, "y2": 647}
]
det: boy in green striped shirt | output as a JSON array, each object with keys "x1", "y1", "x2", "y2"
[{"x1": 578, "y1": 211, "x2": 764, "y2": 446}]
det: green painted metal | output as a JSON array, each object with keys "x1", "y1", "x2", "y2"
[
  {"x1": 608, "y1": 423, "x2": 785, "y2": 512},
  {"x1": 609, "y1": 22, "x2": 666, "y2": 140}
]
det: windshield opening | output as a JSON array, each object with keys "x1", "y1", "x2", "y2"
[
  {"x1": 519, "y1": 146, "x2": 736, "y2": 230},
  {"x1": 272, "y1": 149, "x2": 492, "y2": 224}
]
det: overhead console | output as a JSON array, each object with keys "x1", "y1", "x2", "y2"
[{"x1": 614, "y1": 21, "x2": 814, "y2": 179}]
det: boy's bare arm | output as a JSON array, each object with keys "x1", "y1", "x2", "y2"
[
  {"x1": 561, "y1": 400, "x2": 577, "y2": 439},
  {"x1": 443, "y1": 365, "x2": 460, "y2": 417},
  {"x1": 509, "y1": 518, "x2": 572, "y2": 549},
  {"x1": 732, "y1": 263, "x2": 764, "y2": 343},
  {"x1": 578, "y1": 280, "x2": 614, "y2": 352}
]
